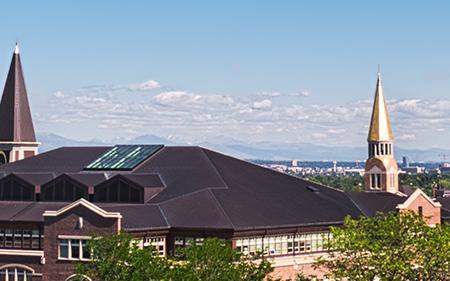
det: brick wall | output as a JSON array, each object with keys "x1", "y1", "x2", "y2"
[
  {"x1": 399, "y1": 192, "x2": 441, "y2": 225},
  {"x1": 0, "y1": 255, "x2": 43, "y2": 280},
  {"x1": 42, "y1": 205, "x2": 119, "y2": 281}
]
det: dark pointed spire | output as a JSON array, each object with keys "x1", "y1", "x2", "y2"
[{"x1": 0, "y1": 44, "x2": 36, "y2": 142}]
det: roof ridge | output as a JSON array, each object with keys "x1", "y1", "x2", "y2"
[
  {"x1": 206, "y1": 188, "x2": 236, "y2": 229},
  {"x1": 199, "y1": 148, "x2": 229, "y2": 189},
  {"x1": 9, "y1": 201, "x2": 36, "y2": 221},
  {"x1": 156, "y1": 205, "x2": 170, "y2": 227},
  {"x1": 156, "y1": 187, "x2": 226, "y2": 205},
  {"x1": 343, "y1": 192, "x2": 367, "y2": 216}
]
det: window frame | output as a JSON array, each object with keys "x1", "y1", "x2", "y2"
[{"x1": 58, "y1": 238, "x2": 92, "y2": 261}]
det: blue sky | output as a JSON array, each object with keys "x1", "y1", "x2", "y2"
[{"x1": 0, "y1": 1, "x2": 449, "y2": 148}]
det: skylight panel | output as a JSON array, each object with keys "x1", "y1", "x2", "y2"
[{"x1": 84, "y1": 145, "x2": 163, "y2": 171}]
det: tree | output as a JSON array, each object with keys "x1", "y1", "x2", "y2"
[
  {"x1": 75, "y1": 232, "x2": 171, "y2": 281},
  {"x1": 170, "y1": 238, "x2": 274, "y2": 281},
  {"x1": 315, "y1": 212, "x2": 450, "y2": 281},
  {"x1": 75, "y1": 234, "x2": 275, "y2": 281}
]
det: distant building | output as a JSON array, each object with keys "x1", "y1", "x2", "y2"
[
  {"x1": 402, "y1": 156, "x2": 410, "y2": 168},
  {"x1": 402, "y1": 166, "x2": 425, "y2": 175},
  {"x1": 440, "y1": 163, "x2": 450, "y2": 174},
  {"x1": 344, "y1": 168, "x2": 365, "y2": 176},
  {"x1": 292, "y1": 159, "x2": 298, "y2": 167}
]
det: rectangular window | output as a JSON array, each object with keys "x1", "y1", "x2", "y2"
[
  {"x1": 58, "y1": 238, "x2": 91, "y2": 260},
  {"x1": 13, "y1": 229, "x2": 22, "y2": 248},
  {"x1": 5, "y1": 229, "x2": 13, "y2": 248},
  {"x1": 71, "y1": 239, "x2": 80, "y2": 259},
  {"x1": 82, "y1": 240, "x2": 91, "y2": 259},
  {"x1": 22, "y1": 229, "x2": 31, "y2": 248},
  {"x1": 59, "y1": 239, "x2": 69, "y2": 258},
  {"x1": 143, "y1": 237, "x2": 166, "y2": 256},
  {"x1": 31, "y1": 230, "x2": 40, "y2": 249}
]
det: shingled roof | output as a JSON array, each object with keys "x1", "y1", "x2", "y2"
[
  {"x1": 0, "y1": 45, "x2": 36, "y2": 142},
  {"x1": 0, "y1": 146, "x2": 405, "y2": 232}
]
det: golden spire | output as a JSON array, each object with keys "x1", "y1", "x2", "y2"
[{"x1": 367, "y1": 67, "x2": 393, "y2": 142}]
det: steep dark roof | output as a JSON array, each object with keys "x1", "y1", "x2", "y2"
[
  {"x1": 0, "y1": 145, "x2": 406, "y2": 232},
  {"x1": 436, "y1": 197, "x2": 450, "y2": 222},
  {"x1": 345, "y1": 192, "x2": 405, "y2": 216},
  {"x1": 0, "y1": 46, "x2": 36, "y2": 142}
]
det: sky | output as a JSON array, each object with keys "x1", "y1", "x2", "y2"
[{"x1": 0, "y1": 1, "x2": 449, "y2": 148}]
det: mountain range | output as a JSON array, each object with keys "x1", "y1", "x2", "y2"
[{"x1": 36, "y1": 133, "x2": 450, "y2": 162}]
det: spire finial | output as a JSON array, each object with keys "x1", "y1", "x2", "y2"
[
  {"x1": 14, "y1": 42, "x2": 20, "y2": 55},
  {"x1": 377, "y1": 64, "x2": 381, "y2": 79}
]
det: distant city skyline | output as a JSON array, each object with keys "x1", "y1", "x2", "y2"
[{"x1": 1, "y1": 1, "x2": 450, "y2": 148}]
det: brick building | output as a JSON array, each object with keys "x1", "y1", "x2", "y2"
[{"x1": 0, "y1": 46, "x2": 446, "y2": 281}]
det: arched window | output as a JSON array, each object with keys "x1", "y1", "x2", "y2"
[
  {"x1": 41, "y1": 176, "x2": 88, "y2": 202},
  {"x1": 0, "y1": 151, "x2": 8, "y2": 165},
  {"x1": 370, "y1": 173, "x2": 381, "y2": 190},
  {"x1": 0, "y1": 265, "x2": 34, "y2": 281},
  {"x1": 65, "y1": 274, "x2": 91, "y2": 281},
  {"x1": 0, "y1": 175, "x2": 34, "y2": 201},
  {"x1": 94, "y1": 177, "x2": 143, "y2": 203}
]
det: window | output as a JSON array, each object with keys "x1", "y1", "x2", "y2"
[
  {"x1": 65, "y1": 275, "x2": 91, "y2": 281},
  {"x1": 234, "y1": 232, "x2": 331, "y2": 257},
  {"x1": 143, "y1": 237, "x2": 166, "y2": 256},
  {"x1": 0, "y1": 227, "x2": 42, "y2": 250},
  {"x1": 13, "y1": 229, "x2": 22, "y2": 248},
  {"x1": 370, "y1": 173, "x2": 381, "y2": 189},
  {"x1": 0, "y1": 175, "x2": 34, "y2": 201},
  {"x1": 31, "y1": 230, "x2": 40, "y2": 249},
  {"x1": 0, "y1": 266, "x2": 33, "y2": 281},
  {"x1": 173, "y1": 237, "x2": 204, "y2": 256},
  {"x1": 22, "y1": 230, "x2": 31, "y2": 248},
  {"x1": 418, "y1": 206, "x2": 423, "y2": 220},
  {"x1": 41, "y1": 177, "x2": 88, "y2": 202},
  {"x1": 4, "y1": 229, "x2": 12, "y2": 248},
  {"x1": 58, "y1": 239, "x2": 91, "y2": 260},
  {"x1": 94, "y1": 177, "x2": 143, "y2": 203}
]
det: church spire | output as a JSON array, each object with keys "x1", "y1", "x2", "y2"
[
  {"x1": 0, "y1": 43, "x2": 36, "y2": 142},
  {"x1": 367, "y1": 68, "x2": 393, "y2": 142},
  {"x1": 0, "y1": 44, "x2": 39, "y2": 164},
  {"x1": 364, "y1": 69, "x2": 398, "y2": 193}
]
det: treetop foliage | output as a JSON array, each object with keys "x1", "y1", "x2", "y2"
[{"x1": 315, "y1": 212, "x2": 450, "y2": 281}]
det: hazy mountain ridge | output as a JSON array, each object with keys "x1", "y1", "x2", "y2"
[{"x1": 36, "y1": 133, "x2": 450, "y2": 162}]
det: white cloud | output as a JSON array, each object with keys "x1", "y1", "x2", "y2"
[
  {"x1": 289, "y1": 91, "x2": 311, "y2": 97},
  {"x1": 35, "y1": 83, "x2": 450, "y2": 148},
  {"x1": 53, "y1": 91, "x2": 65, "y2": 98},
  {"x1": 257, "y1": 91, "x2": 282, "y2": 98},
  {"x1": 397, "y1": 134, "x2": 416, "y2": 141},
  {"x1": 252, "y1": 99, "x2": 272, "y2": 110},
  {"x1": 128, "y1": 80, "x2": 161, "y2": 91}
]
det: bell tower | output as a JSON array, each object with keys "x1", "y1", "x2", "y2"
[
  {"x1": 0, "y1": 44, "x2": 39, "y2": 164},
  {"x1": 364, "y1": 69, "x2": 398, "y2": 193}
]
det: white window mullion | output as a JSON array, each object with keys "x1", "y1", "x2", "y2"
[
  {"x1": 79, "y1": 240, "x2": 83, "y2": 259},
  {"x1": 68, "y1": 240, "x2": 72, "y2": 259}
]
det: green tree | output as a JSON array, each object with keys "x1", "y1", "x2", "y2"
[
  {"x1": 171, "y1": 238, "x2": 274, "y2": 281},
  {"x1": 75, "y1": 232, "x2": 171, "y2": 281},
  {"x1": 308, "y1": 175, "x2": 363, "y2": 192},
  {"x1": 75, "y1": 234, "x2": 275, "y2": 281},
  {"x1": 315, "y1": 212, "x2": 450, "y2": 281}
]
